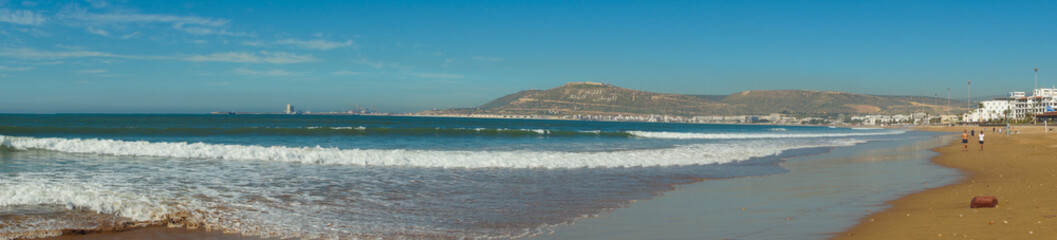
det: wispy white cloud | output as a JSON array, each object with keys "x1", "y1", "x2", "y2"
[
  {"x1": 241, "y1": 41, "x2": 266, "y2": 47},
  {"x1": 35, "y1": 61, "x2": 64, "y2": 65},
  {"x1": 331, "y1": 70, "x2": 363, "y2": 76},
  {"x1": 172, "y1": 22, "x2": 249, "y2": 36},
  {"x1": 64, "y1": 11, "x2": 227, "y2": 27},
  {"x1": 55, "y1": 44, "x2": 86, "y2": 50},
  {"x1": 243, "y1": 39, "x2": 356, "y2": 50},
  {"x1": 0, "y1": 48, "x2": 125, "y2": 59},
  {"x1": 0, "y1": 48, "x2": 177, "y2": 61},
  {"x1": 185, "y1": 51, "x2": 316, "y2": 64},
  {"x1": 472, "y1": 56, "x2": 503, "y2": 62},
  {"x1": 58, "y1": 8, "x2": 250, "y2": 37},
  {"x1": 86, "y1": 0, "x2": 108, "y2": 8},
  {"x1": 407, "y1": 72, "x2": 464, "y2": 79},
  {"x1": 118, "y1": 32, "x2": 139, "y2": 39},
  {"x1": 84, "y1": 30, "x2": 138, "y2": 39},
  {"x1": 77, "y1": 69, "x2": 106, "y2": 74},
  {"x1": 85, "y1": 27, "x2": 109, "y2": 36},
  {"x1": 0, "y1": 65, "x2": 33, "y2": 71},
  {"x1": 0, "y1": 48, "x2": 314, "y2": 65},
  {"x1": 352, "y1": 57, "x2": 408, "y2": 69},
  {"x1": 275, "y1": 39, "x2": 355, "y2": 50},
  {"x1": 204, "y1": 81, "x2": 231, "y2": 86},
  {"x1": 232, "y1": 68, "x2": 302, "y2": 77},
  {"x1": 0, "y1": 8, "x2": 46, "y2": 25}
]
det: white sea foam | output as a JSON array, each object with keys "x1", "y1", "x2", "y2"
[
  {"x1": 331, "y1": 126, "x2": 366, "y2": 130},
  {"x1": 627, "y1": 130, "x2": 906, "y2": 140},
  {"x1": 0, "y1": 135, "x2": 862, "y2": 169},
  {"x1": 526, "y1": 129, "x2": 550, "y2": 134},
  {"x1": 464, "y1": 128, "x2": 552, "y2": 134},
  {"x1": 494, "y1": 128, "x2": 552, "y2": 134},
  {"x1": 0, "y1": 183, "x2": 168, "y2": 222},
  {"x1": 306, "y1": 126, "x2": 365, "y2": 130}
]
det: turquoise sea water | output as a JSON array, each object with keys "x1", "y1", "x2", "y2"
[{"x1": 0, "y1": 114, "x2": 920, "y2": 239}]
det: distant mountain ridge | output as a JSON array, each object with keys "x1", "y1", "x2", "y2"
[{"x1": 431, "y1": 82, "x2": 965, "y2": 116}]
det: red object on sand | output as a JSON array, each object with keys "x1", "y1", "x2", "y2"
[{"x1": 970, "y1": 196, "x2": 998, "y2": 208}]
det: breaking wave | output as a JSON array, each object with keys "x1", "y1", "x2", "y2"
[
  {"x1": 626, "y1": 129, "x2": 907, "y2": 139},
  {"x1": 0, "y1": 135, "x2": 864, "y2": 169},
  {"x1": 0, "y1": 126, "x2": 632, "y2": 138}
]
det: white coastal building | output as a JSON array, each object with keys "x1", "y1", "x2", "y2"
[
  {"x1": 965, "y1": 99, "x2": 1010, "y2": 122},
  {"x1": 1015, "y1": 88, "x2": 1057, "y2": 117},
  {"x1": 964, "y1": 89, "x2": 1057, "y2": 123}
]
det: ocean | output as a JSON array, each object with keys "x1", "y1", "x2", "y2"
[{"x1": 0, "y1": 114, "x2": 934, "y2": 239}]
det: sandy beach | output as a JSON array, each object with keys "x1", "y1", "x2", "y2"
[{"x1": 835, "y1": 126, "x2": 1057, "y2": 239}]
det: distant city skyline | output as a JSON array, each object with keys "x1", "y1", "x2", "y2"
[{"x1": 0, "y1": 0, "x2": 1055, "y2": 113}]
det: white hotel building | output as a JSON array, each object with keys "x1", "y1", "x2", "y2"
[{"x1": 965, "y1": 89, "x2": 1057, "y2": 122}]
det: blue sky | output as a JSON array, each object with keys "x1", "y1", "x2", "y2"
[{"x1": 0, "y1": 0, "x2": 1055, "y2": 113}]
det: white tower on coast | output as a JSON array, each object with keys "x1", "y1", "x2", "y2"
[{"x1": 286, "y1": 104, "x2": 295, "y2": 114}]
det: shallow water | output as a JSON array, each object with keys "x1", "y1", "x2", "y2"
[{"x1": 535, "y1": 132, "x2": 960, "y2": 240}]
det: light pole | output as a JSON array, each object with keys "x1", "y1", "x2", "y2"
[{"x1": 968, "y1": 81, "x2": 972, "y2": 124}]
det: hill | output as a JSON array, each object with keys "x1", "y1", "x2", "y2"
[
  {"x1": 432, "y1": 82, "x2": 965, "y2": 117},
  {"x1": 720, "y1": 90, "x2": 950, "y2": 115},
  {"x1": 476, "y1": 82, "x2": 736, "y2": 116}
]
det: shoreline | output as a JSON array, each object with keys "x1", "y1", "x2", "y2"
[
  {"x1": 39, "y1": 226, "x2": 269, "y2": 240},
  {"x1": 535, "y1": 130, "x2": 956, "y2": 239},
  {"x1": 834, "y1": 126, "x2": 1057, "y2": 239}
]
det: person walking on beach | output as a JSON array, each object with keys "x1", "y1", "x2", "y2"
[
  {"x1": 971, "y1": 129, "x2": 975, "y2": 136},
  {"x1": 979, "y1": 132, "x2": 985, "y2": 151},
  {"x1": 962, "y1": 130, "x2": 969, "y2": 151}
]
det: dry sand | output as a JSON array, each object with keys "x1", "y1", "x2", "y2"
[{"x1": 835, "y1": 126, "x2": 1057, "y2": 239}]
